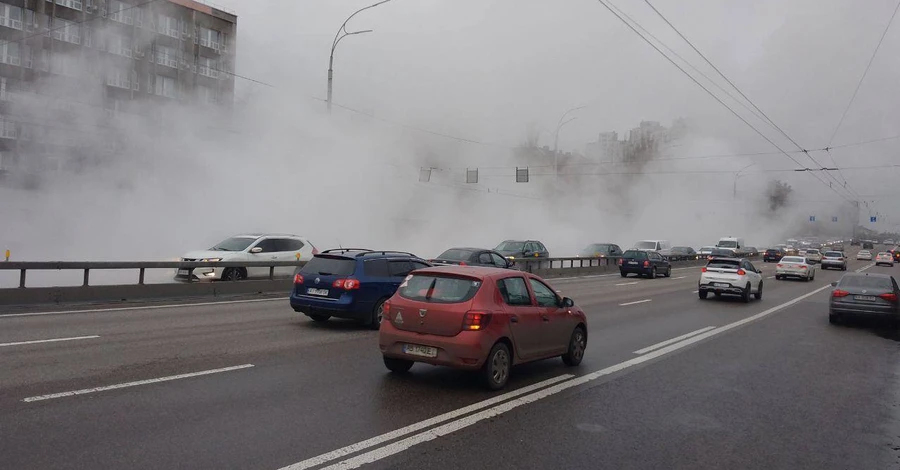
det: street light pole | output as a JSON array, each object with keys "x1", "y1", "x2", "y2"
[
  {"x1": 327, "y1": 0, "x2": 391, "y2": 113},
  {"x1": 733, "y1": 163, "x2": 755, "y2": 199},
  {"x1": 552, "y1": 105, "x2": 586, "y2": 190}
]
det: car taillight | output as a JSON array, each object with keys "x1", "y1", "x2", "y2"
[
  {"x1": 333, "y1": 279, "x2": 360, "y2": 290},
  {"x1": 462, "y1": 311, "x2": 492, "y2": 331},
  {"x1": 737, "y1": 269, "x2": 746, "y2": 275},
  {"x1": 459, "y1": 261, "x2": 467, "y2": 266},
  {"x1": 701, "y1": 267, "x2": 707, "y2": 272},
  {"x1": 880, "y1": 293, "x2": 898, "y2": 302},
  {"x1": 643, "y1": 260, "x2": 650, "y2": 268},
  {"x1": 312, "y1": 248, "x2": 319, "y2": 255},
  {"x1": 293, "y1": 274, "x2": 304, "y2": 284},
  {"x1": 832, "y1": 289, "x2": 850, "y2": 298},
  {"x1": 776, "y1": 264, "x2": 783, "y2": 268},
  {"x1": 383, "y1": 300, "x2": 391, "y2": 315},
  {"x1": 801, "y1": 265, "x2": 807, "y2": 269},
  {"x1": 617, "y1": 259, "x2": 623, "y2": 266}
]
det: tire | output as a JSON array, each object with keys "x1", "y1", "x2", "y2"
[
  {"x1": 829, "y1": 314, "x2": 840, "y2": 325},
  {"x1": 811, "y1": 271, "x2": 816, "y2": 281},
  {"x1": 369, "y1": 298, "x2": 386, "y2": 330},
  {"x1": 562, "y1": 327, "x2": 587, "y2": 366},
  {"x1": 482, "y1": 342, "x2": 511, "y2": 390},
  {"x1": 775, "y1": 275, "x2": 782, "y2": 280},
  {"x1": 383, "y1": 357, "x2": 413, "y2": 373},
  {"x1": 699, "y1": 290, "x2": 708, "y2": 300},
  {"x1": 650, "y1": 267, "x2": 657, "y2": 279},
  {"x1": 620, "y1": 271, "x2": 627, "y2": 278},
  {"x1": 221, "y1": 267, "x2": 245, "y2": 281},
  {"x1": 754, "y1": 281, "x2": 763, "y2": 300},
  {"x1": 742, "y1": 284, "x2": 751, "y2": 303},
  {"x1": 308, "y1": 314, "x2": 330, "y2": 322},
  {"x1": 664, "y1": 267, "x2": 671, "y2": 277}
]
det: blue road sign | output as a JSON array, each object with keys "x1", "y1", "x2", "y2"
[
  {"x1": 810, "y1": 216, "x2": 816, "y2": 222},
  {"x1": 871, "y1": 216, "x2": 878, "y2": 223}
]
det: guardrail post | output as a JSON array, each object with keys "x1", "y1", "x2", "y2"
[
  {"x1": 19, "y1": 269, "x2": 25, "y2": 288},
  {"x1": 83, "y1": 269, "x2": 90, "y2": 287},
  {"x1": 269, "y1": 266, "x2": 275, "y2": 280},
  {"x1": 138, "y1": 268, "x2": 145, "y2": 285}
]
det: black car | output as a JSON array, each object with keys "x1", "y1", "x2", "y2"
[
  {"x1": 864, "y1": 241, "x2": 875, "y2": 250},
  {"x1": 618, "y1": 249, "x2": 671, "y2": 278},
  {"x1": 579, "y1": 243, "x2": 623, "y2": 258},
  {"x1": 707, "y1": 248, "x2": 734, "y2": 260},
  {"x1": 763, "y1": 248, "x2": 785, "y2": 262},
  {"x1": 669, "y1": 246, "x2": 698, "y2": 261},
  {"x1": 830, "y1": 273, "x2": 900, "y2": 325},
  {"x1": 430, "y1": 247, "x2": 513, "y2": 268},
  {"x1": 494, "y1": 240, "x2": 550, "y2": 260}
]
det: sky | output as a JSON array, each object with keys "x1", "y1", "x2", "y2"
[{"x1": 1, "y1": 0, "x2": 899, "y2": 278}]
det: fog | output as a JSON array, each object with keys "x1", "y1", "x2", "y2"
[{"x1": 2, "y1": 0, "x2": 899, "y2": 281}]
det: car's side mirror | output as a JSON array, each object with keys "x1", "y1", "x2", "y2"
[
  {"x1": 831, "y1": 281, "x2": 838, "y2": 287},
  {"x1": 561, "y1": 297, "x2": 575, "y2": 308},
  {"x1": 250, "y1": 247, "x2": 263, "y2": 254}
]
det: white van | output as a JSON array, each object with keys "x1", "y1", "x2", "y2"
[
  {"x1": 633, "y1": 240, "x2": 671, "y2": 253},
  {"x1": 716, "y1": 237, "x2": 746, "y2": 256}
]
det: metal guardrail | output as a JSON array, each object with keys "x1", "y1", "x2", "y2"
[{"x1": 0, "y1": 260, "x2": 307, "y2": 288}]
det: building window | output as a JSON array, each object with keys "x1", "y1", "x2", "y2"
[
  {"x1": 0, "y1": 42, "x2": 21, "y2": 66},
  {"x1": 84, "y1": 25, "x2": 92, "y2": 47},
  {"x1": 198, "y1": 56, "x2": 218, "y2": 78},
  {"x1": 51, "y1": 18, "x2": 81, "y2": 45},
  {"x1": 154, "y1": 75, "x2": 176, "y2": 99},
  {"x1": 108, "y1": 34, "x2": 132, "y2": 58},
  {"x1": 0, "y1": 117, "x2": 18, "y2": 139},
  {"x1": 157, "y1": 14, "x2": 179, "y2": 38},
  {"x1": 23, "y1": 45, "x2": 32, "y2": 68},
  {"x1": 55, "y1": 0, "x2": 83, "y2": 12},
  {"x1": 39, "y1": 49, "x2": 49, "y2": 71},
  {"x1": 199, "y1": 27, "x2": 220, "y2": 50},
  {"x1": 0, "y1": 4, "x2": 23, "y2": 30},
  {"x1": 108, "y1": 0, "x2": 134, "y2": 25},
  {"x1": 50, "y1": 53, "x2": 80, "y2": 77},
  {"x1": 107, "y1": 68, "x2": 135, "y2": 90},
  {"x1": 197, "y1": 85, "x2": 217, "y2": 105},
  {"x1": 155, "y1": 45, "x2": 178, "y2": 68}
]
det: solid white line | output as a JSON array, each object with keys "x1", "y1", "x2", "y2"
[
  {"x1": 766, "y1": 276, "x2": 776, "y2": 279},
  {"x1": 22, "y1": 364, "x2": 255, "y2": 402},
  {"x1": 0, "y1": 297, "x2": 289, "y2": 319},
  {"x1": 633, "y1": 327, "x2": 716, "y2": 355},
  {"x1": 672, "y1": 276, "x2": 686, "y2": 280},
  {"x1": 0, "y1": 335, "x2": 100, "y2": 348},
  {"x1": 615, "y1": 282, "x2": 639, "y2": 286},
  {"x1": 692, "y1": 290, "x2": 699, "y2": 293},
  {"x1": 276, "y1": 374, "x2": 574, "y2": 470},
  {"x1": 619, "y1": 299, "x2": 651, "y2": 306},
  {"x1": 314, "y1": 282, "x2": 838, "y2": 470}
]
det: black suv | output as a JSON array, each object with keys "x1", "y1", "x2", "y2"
[
  {"x1": 763, "y1": 248, "x2": 785, "y2": 262},
  {"x1": 430, "y1": 247, "x2": 513, "y2": 268},
  {"x1": 618, "y1": 250, "x2": 671, "y2": 278}
]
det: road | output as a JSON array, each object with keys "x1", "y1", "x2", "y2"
[{"x1": 1, "y1": 257, "x2": 899, "y2": 469}]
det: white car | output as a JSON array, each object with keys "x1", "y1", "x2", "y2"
[
  {"x1": 177, "y1": 234, "x2": 318, "y2": 281},
  {"x1": 698, "y1": 257, "x2": 763, "y2": 302},
  {"x1": 875, "y1": 252, "x2": 895, "y2": 267},
  {"x1": 857, "y1": 250, "x2": 873, "y2": 261},
  {"x1": 775, "y1": 256, "x2": 816, "y2": 281},
  {"x1": 804, "y1": 248, "x2": 822, "y2": 264}
]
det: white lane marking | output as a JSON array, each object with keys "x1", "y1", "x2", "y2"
[
  {"x1": 619, "y1": 299, "x2": 651, "y2": 306},
  {"x1": 277, "y1": 374, "x2": 574, "y2": 470},
  {"x1": 672, "y1": 276, "x2": 686, "y2": 280},
  {"x1": 615, "y1": 282, "x2": 639, "y2": 286},
  {"x1": 0, "y1": 335, "x2": 100, "y2": 348},
  {"x1": 856, "y1": 263, "x2": 875, "y2": 272},
  {"x1": 766, "y1": 276, "x2": 776, "y2": 279},
  {"x1": 692, "y1": 290, "x2": 699, "y2": 293},
  {"x1": 22, "y1": 364, "x2": 255, "y2": 402},
  {"x1": 312, "y1": 282, "x2": 839, "y2": 470},
  {"x1": 633, "y1": 327, "x2": 716, "y2": 355},
  {"x1": 0, "y1": 297, "x2": 289, "y2": 319}
]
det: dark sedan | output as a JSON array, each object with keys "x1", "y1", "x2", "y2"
[
  {"x1": 494, "y1": 240, "x2": 550, "y2": 260},
  {"x1": 669, "y1": 246, "x2": 698, "y2": 261},
  {"x1": 763, "y1": 248, "x2": 785, "y2": 262},
  {"x1": 830, "y1": 273, "x2": 900, "y2": 325},
  {"x1": 618, "y1": 249, "x2": 671, "y2": 278},
  {"x1": 430, "y1": 247, "x2": 512, "y2": 268}
]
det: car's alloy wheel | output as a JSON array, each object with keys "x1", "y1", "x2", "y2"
[
  {"x1": 562, "y1": 327, "x2": 586, "y2": 366},
  {"x1": 483, "y1": 343, "x2": 511, "y2": 390},
  {"x1": 754, "y1": 281, "x2": 763, "y2": 300},
  {"x1": 650, "y1": 268, "x2": 657, "y2": 279},
  {"x1": 742, "y1": 284, "x2": 751, "y2": 303},
  {"x1": 369, "y1": 299, "x2": 386, "y2": 330},
  {"x1": 222, "y1": 268, "x2": 245, "y2": 281}
]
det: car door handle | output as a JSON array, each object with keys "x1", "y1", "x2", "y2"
[{"x1": 510, "y1": 316, "x2": 519, "y2": 323}]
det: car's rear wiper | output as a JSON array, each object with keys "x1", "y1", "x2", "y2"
[{"x1": 318, "y1": 272, "x2": 333, "y2": 276}]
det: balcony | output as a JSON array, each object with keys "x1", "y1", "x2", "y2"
[
  {"x1": 156, "y1": 55, "x2": 178, "y2": 68},
  {"x1": 198, "y1": 66, "x2": 218, "y2": 79},
  {"x1": 0, "y1": 54, "x2": 21, "y2": 67},
  {"x1": 109, "y1": 44, "x2": 133, "y2": 58},
  {"x1": 0, "y1": 16, "x2": 23, "y2": 30},
  {"x1": 199, "y1": 38, "x2": 220, "y2": 51},
  {"x1": 0, "y1": 121, "x2": 18, "y2": 139},
  {"x1": 109, "y1": 11, "x2": 134, "y2": 25},
  {"x1": 157, "y1": 26, "x2": 179, "y2": 39},
  {"x1": 55, "y1": 0, "x2": 84, "y2": 11},
  {"x1": 106, "y1": 76, "x2": 131, "y2": 90},
  {"x1": 51, "y1": 29, "x2": 81, "y2": 45}
]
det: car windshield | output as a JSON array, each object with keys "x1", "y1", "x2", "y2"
[
  {"x1": 209, "y1": 237, "x2": 257, "y2": 252},
  {"x1": 839, "y1": 275, "x2": 893, "y2": 290},
  {"x1": 781, "y1": 257, "x2": 805, "y2": 263},
  {"x1": 623, "y1": 250, "x2": 648, "y2": 259},
  {"x1": 496, "y1": 241, "x2": 525, "y2": 252},
  {"x1": 634, "y1": 241, "x2": 657, "y2": 250},
  {"x1": 824, "y1": 252, "x2": 842, "y2": 257},
  {"x1": 582, "y1": 244, "x2": 611, "y2": 254},
  {"x1": 398, "y1": 274, "x2": 482, "y2": 303},
  {"x1": 300, "y1": 256, "x2": 356, "y2": 276},
  {"x1": 437, "y1": 249, "x2": 474, "y2": 261},
  {"x1": 718, "y1": 240, "x2": 738, "y2": 248},
  {"x1": 806, "y1": 249, "x2": 820, "y2": 254}
]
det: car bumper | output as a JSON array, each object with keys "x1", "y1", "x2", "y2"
[
  {"x1": 875, "y1": 260, "x2": 895, "y2": 265},
  {"x1": 173, "y1": 267, "x2": 224, "y2": 281},
  {"x1": 776, "y1": 268, "x2": 810, "y2": 278},
  {"x1": 830, "y1": 302, "x2": 899, "y2": 318},
  {"x1": 821, "y1": 261, "x2": 846, "y2": 269},
  {"x1": 698, "y1": 282, "x2": 744, "y2": 295},
  {"x1": 379, "y1": 322, "x2": 494, "y2": 369},
  {"x1": 289, "y1": 293, "x2": 369, "y2": 321}
]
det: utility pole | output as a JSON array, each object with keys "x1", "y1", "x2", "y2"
[
  {"x1": 327, "y1": 0, "x2": 391, "y2": 113},
  {"x1": 733, "y1": 163, "x2": 754, "y2": 199},
  {"x1": 552, "y1": 105, "x2": 586, "y2": 192}
]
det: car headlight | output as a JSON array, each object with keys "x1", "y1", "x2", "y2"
[
  {"x1": 200, "y1": 258, "x2": 223, "y2": 262},
  {"x1": 507, "y1": 256, "x2": 515, "y2": 260}
]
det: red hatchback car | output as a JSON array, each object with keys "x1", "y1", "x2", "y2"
[{"x1": 378, "y1": 266, "x2": 588, "y2": 390}]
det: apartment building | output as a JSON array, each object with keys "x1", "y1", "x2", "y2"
[{"x1": 0, "y1": 0, "x2": 237, "y2": 175}]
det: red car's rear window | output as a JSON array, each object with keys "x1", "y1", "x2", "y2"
[{"x1": 398, "y1": 274, "x2": 482, "y2": 303}]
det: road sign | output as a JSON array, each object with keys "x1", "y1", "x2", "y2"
[
  {"x1": 871, "y1": 216, "x2": 878, "y2": 223},
  {"x1": 832, "y1": 216, "x2": 838, "y2": 222},
  {"x1": 810, "y1": 216, "x2": 816, "y2": 222}
]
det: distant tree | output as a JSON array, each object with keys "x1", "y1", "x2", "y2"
[{"x1": 766, "y1": 180, "x2": 793, "y2": 211}]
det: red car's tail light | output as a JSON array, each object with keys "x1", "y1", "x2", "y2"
[
  {"x1": 293, "y1": 274, "x2": 304, "y2": 284},
  {"x1": 643, "y1": 260, "x2": 650, "y2": 268},
  {"x1": 701, "y1": 267, "x2": 707, "y2": 272},
  {"x1": 880, "y1": 293, "x2": 898, "y2": 302},
  {"x1": 462, "y1": 311, "x2": 492, "y2": 331},
  {"x1": 832, "y1": 289, "x2": 850, "y2": 298},
  {"x1": 383, "y1": 300, "x2": 391, "y2": 316},
  {"x1": 333, "y1": 279, "x2": 360, "y2": 290},
  {"x1": 737, "y1": 269, "x2": 746, "y2": 275}
]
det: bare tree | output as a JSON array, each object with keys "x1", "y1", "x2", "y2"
[{"x1": 766, "y1": 180, "x2": 793, "y2": 212}]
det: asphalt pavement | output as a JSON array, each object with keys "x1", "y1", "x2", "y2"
[{"x1": 2, "y1": 255, "x2": 899, "y2": 469}]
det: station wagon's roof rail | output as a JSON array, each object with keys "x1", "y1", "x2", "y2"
[
  {"x1": 361, "y1": 251, "x2": 421, "y2": 258},
  {"x1": 321, "y1": 248, "x2": 373, "y2": 254}
]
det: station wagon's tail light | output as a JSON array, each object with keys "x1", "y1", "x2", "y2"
[
  {"x1": 333, "y1": 279, "x2": 360, "y2": 290},
  {"x1": 293, "y1": 274, "x2": 304, "y2": 284},
  {"x1": 880, "y1": 293, "x2": 898, "y2": 302},
  {"x1": 737, "y1": 269, "x2": 746, "y2": 276},
  {"x1": 462, "y1": 311, "x2": 492, "y2": 331},
  {"x1": 643, "y1": 260, "x2": 650, "y2": 268},
  {"x1": 832, "y1": 289, "x2": 850, "y2": 298}
]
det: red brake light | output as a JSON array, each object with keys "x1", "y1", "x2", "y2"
[
  {"x1": 312, "y1": 247, "x2": 319, "y2": 255},
  {"x1": 617, "y1": 259, "x2": 623, "y2": 266},
  {"x1": 800, "y1": 265, "x2": 807, "y2": 269},
  {"x1": 832, "y1": 289, "x2": 850, "y2": 298},
  {"x1": 333, "y1": 279, "x2": 360, "y2": 290},
  {"x1": 462, "y1": 311, "x2": 492, "y2": 331},
  {"x1": 293, "y1": 274, "x2": 304, "y2": 284},
  {"x1": 459, "y1": 261, "x2": 467, "y2": 266},
  {"x1": 701, "y1": 267, "x2": 707, "y2": 272},
  {"x1": 383, "y1": 300, "x2": 391, "y2": 316},
  {"x1": 737, "y1": 269, "x2": 746, "y2": 276},
  {"x1": 776, "y1": 264, "x2": 783, "y2": 268},
  {"x1": 880, "y1": 293, "x2": 898, "y2": 302},
  {"x1": 643, "y1": 260, "x2": 650, "y2": 268}
]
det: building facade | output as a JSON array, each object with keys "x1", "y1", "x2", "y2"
[{"x1": 0, "y1": 0, "x2": 236, "y2": 175}]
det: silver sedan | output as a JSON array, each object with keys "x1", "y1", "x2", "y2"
[{"x1": 775, "y1": 256, "x2": 817, "y2": 281}]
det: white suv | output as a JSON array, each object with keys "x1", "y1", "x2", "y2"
[
  {"x1": 698, "y1": 257, "x2": 763, "y2": 303},
  {"x1": 177, "y1": 234, "x2": 317, "y2": 281}
]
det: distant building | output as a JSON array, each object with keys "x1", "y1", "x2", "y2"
[
  {"x1": 0, "y1": 0, "x2": 237, "y2": 176},
  {"x1": 584, "y1": 131, "x2": 623, "y2": 162},
  {"x1": 584, "y1": 118, "x2": 690, "y2": 164}
]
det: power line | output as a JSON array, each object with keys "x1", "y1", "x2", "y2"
[
  {"x1": 595, "y1": 0, "x2": 852, "y2": 202},
  {"x1": 827, "y1": 0, "x2": 900, "y2": 147},
  {"x1": 641, "y1": 0, "x2": 860, "y2": 201}
]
